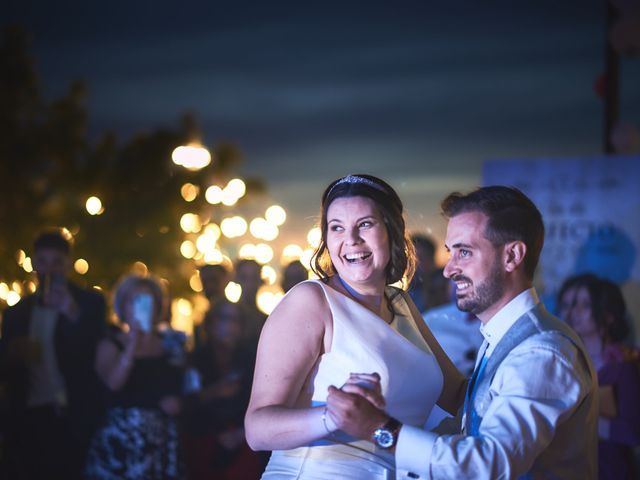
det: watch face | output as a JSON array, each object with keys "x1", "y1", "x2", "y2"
[{"x1": 375, "y1": 429, "x2": 394, "y2": 448}]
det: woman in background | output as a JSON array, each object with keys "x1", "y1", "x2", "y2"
[
  {"x1": 85, "y1": 274, "x2": 186, "y2": 480},
  {"x1": 558, "y1": 273, "x2": 640, "y2": 480}
]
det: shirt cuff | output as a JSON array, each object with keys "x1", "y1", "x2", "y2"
[{"x1": 396, "y1": 424, "x2": 438, "y2": 479}]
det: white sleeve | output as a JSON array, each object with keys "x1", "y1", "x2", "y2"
[
  {"x1": 395, "y1": 424, "x2": 438, "y2": 479},
  {"x1": 396, "y1": 342, "x2": 590, "y2": 479}
]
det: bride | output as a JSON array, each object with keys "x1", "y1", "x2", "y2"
[{"x1": 245, "y1": 174, "x2": 465, "y2": 479}]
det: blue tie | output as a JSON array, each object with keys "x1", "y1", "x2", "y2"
[{"x1": 464, "y1": 350, "x2": 489, "y2": 436}]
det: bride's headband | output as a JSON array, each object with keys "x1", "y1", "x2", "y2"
[{"x1": 327, "y1": 174, "x2": 387, "y2": 197}]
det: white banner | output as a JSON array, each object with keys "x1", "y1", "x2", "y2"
[{"x1": 483, "y1": 155, "x2": 640, "y2": 340}]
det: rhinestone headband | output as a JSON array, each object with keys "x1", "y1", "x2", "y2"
[{"x1": 327, "y1": 174, "x2": 387, "y2": 197}]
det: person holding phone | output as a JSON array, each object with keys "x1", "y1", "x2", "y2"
[
  {"x1": 0, "y1": 229, "x2": 107, "y2": 480},
  {"x1": 85, "y1": 274, "x2": 186, "y2": 479}
]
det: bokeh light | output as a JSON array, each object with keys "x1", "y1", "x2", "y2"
[
  {"x1": 86, "y1": 196, "x2": 104, "y2": 215},
  {"x1": 226, "y1": 178, "x2": 246, "y2": 198},
  {"x1": 203, "y1": 249, "x2": 224, "y2": 264},
  {"x1": 203, "y1": 223, "x2": 221, "y2": 240},
  {"x1": 307, "y1": 227, "x2": 321, "y2": 248},
  {"x1": 60, "y1": 228, "x2": 73, "y2": 242},
  {"x1": 265, "y1": 205, "x2": 286, "y2": 226},
  {"x1": 205, "y1": 185, "x2": 223, "y2": 204},
  {"x1": 180, "y1": 240, "x2": 197, "y2": 259},
  {"x1": 131, "y1": 261, "x2": 148, "y2": 276},
  {"x1": 254, "y1": 243, "x2": 274, "y2": 264},
  {"x1": 220, "y1": 216, "x2": 248, "y2": 238},
  {"x1": 189, "y1": 272, "x2": 203, "y2": 292},
  {"x1": 172, "y1": 144, "x2": 211, "y2": 171},
  {"x1": 300, "y1": 248, "x2": 315, "y2": 269},
  {"x1": 195, "y1": 231, "x2": 218, "y2": 255},
  {"x1": 6, "y1": 291, "x2": 20, "y2": 306},
  {"x1": 0, "y1": 282, "x2": 9, "y2": 300},
  {"x1": 175, "y1": 297, "x2": 193, "y2": 316},
  {"x1": 239, "y1": 243, "x2": 256, "y2": 259},
  {"x1": 180, "y1": 183, "x2": 199, "y2": 202},
  {"x1": 180, "y1": 213, "x2": 202, "y2": 233},
  {"x1": 74, "y1": 258, "x2": 89, "y2": 275},
  {"x1": 225, "y1": 282, "x2": 242, "y2": 303},
  {"x1": 22, "y1": 257, "x2": 33, "y2": 273},
  {"x1": 261, "y1": 265, "x2": 277, "y2": 285},
  {"x1": 257, "y1": 289, "x2": 284, "y2": 315},
  {"x1": 282, "y1": 244, "x2": 303, "y2": 260}
]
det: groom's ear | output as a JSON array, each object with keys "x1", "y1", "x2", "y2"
[{"x1": 503, "y1": 241, "x2": 526, "y2": 273}]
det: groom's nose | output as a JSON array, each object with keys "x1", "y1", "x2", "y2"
[{"x1": 443, "y1": 257, "x2": 458, "y2": 279}]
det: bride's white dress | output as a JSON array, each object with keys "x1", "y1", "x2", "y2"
[{"x1": 262, "y1": 280, "x2": 443, "y2": 479}]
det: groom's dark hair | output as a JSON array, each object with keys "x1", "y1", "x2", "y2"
[{"x1": 441, "y1": 186, "x2": 544, "y2": 280}]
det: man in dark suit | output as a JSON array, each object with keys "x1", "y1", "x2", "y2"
[{"x1": 0, "y1": 229, "x2": 107, "y2": 479}]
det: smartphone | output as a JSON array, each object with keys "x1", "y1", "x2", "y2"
[{"x1": 132, "y1": 293, "x2": 154, "y2": 332}]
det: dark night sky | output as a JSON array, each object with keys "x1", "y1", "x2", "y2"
[{"x1": 5, "y1": 0, "x2": 640, "y2": 245}]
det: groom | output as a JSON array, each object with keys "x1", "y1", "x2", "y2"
[{"x1": 327, "y1": 186, "x2": 598, "y2": 479}]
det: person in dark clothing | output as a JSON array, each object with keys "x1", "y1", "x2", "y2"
[
  {"x1": 183, "y1": 300, "x2": 265, "y2": 480},
  {"x1": 0, "y1": 229, "x2": 107, "y2": 479}
]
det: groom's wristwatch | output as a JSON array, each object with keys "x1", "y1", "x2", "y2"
[{"x1": 372, "y1": 417, "x2": 402, "y2": 449}]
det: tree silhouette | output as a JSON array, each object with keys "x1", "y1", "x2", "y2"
[{"x1": 0, "y1": 26, "x2": 265, "y2": 301}]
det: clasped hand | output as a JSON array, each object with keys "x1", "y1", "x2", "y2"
[{"x1": 326, "y1": 372, "x2": 390, "y2": 441}]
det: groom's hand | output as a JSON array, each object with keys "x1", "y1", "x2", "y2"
[
  {"x1": 339, "y1": 372, "x2": 386, "y2": 409},
  {"x1": 326, "y1": 382, "x2": 389, "y2": 441}
]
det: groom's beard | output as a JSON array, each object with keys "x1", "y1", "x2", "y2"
[{"x1": 454, "y1": 260, "x2": 505, "y2": 316}]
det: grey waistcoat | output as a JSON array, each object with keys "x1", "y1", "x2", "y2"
[{"x1": 463, "y1": 303, "x2": 593, "y2": 433}]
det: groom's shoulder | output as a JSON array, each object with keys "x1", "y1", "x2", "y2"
[{"x1": 510, "y1": 305, "x2": 583, "y2": 359}]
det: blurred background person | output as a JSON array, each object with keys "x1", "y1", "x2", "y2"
[
  {"x1": 194, "y1": 263, "x2": 231, "y2": 348},
  {"x1": 85, "y1": 274, "x2": 186, "y2": 480},
  {"x1": 557, "y1": 273, "x2": 640, "y2": 480},
  {"x1": 407, "y1": 233, "x2": 436, "y2": 313},
  {"x1": 183, "y1": 299, "x2": 264, "y2": 480},
  {"x1": 281, "y1": 260, "x2": 309, "y2": 293},
  {"x1": 199, "y1": 264, "x2": 231, "y2": 307},
  {"x1": 234, "y1": 259, "x2": 267, "y2": 351},
  {"x1": 0, "y1": 228, "x2": 107, "y2": 479},
  {"x1": 422, "y1": 267, "x2": 451, "y2": 312}
]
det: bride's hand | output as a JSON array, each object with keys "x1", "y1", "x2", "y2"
[{"x1": 339, "y1": 372, "x2": 386, "y2": 409}]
